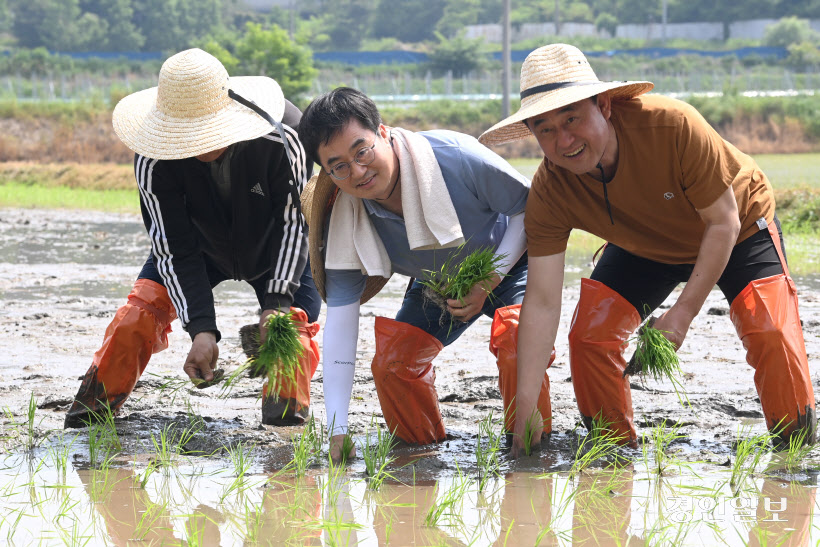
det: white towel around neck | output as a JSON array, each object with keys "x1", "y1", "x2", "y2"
[{"x1": 325, "y1": 127, "x2": 464, "y2": 277}]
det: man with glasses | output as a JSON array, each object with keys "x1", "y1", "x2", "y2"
[{"x1": 298, "y1": 87, "x2": 553, "y2": 462}]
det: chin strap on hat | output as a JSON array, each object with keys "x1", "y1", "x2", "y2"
[{"x1": 228, "y1": 89, "x2": 304, "y2": 226}]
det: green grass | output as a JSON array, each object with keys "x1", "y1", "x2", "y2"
[{"x1": 0, "y1": 182, "x2": 138, "y2": 212}]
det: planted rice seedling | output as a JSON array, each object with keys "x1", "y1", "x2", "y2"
[
  {"x1": 25, "y1": 392, "x2": 42, "y2": 451},
  {"x1": 645, "y1": 420, "x2": 685, "y2": 475},
  {"x1": 475, "y1": 412, "x2": 503, "y2": 492},
  {"x1": 291, "y1": 415, "x2": 323, "y2": 477},
  {"x1": 360, "y1": 420, "x2": 398, "y2": 491},
  {"x1": 419, "y1": 244, "x2": 506, "y2": 326},
  {"x1": 730, "y1": 426, "x2": 774, "y2": 495},
  {"x1": 624, "y1": 317, "x2": 689, "y2": 406},
  {"x1": 132, "y1": 499, "x2": 168, "y2": 542},
  {"x1": 570, "y1": 414, "x2": 627, "y2": 479},
  {"x1": 424, "y1": 466, "x2": 471, "y2": 528},
  {"x1": 47, "y1": 434, "x2": 76, "y2": 481},
  {"x1": 221, "y1": 312, "x2": 304, "y2": 401},
  {"x1": 765, "y1": 425, "x2": 818, "y2": 473}
]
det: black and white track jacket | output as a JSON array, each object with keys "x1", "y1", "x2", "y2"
[{"x1": 134, "y1": 105, "x2": 311, "y2": 342}]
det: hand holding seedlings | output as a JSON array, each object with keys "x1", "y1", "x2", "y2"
[
  {"x1": 511, "y1": 408, "x2": 543, "y2": 458},
  {"x1": 222, "y1": 311, "x2": 304, "y2": 394},
  {"x1": 184, "y1": 331, "x2": 220, "y2": 385},
  {"x1": 624, "y1": 315, "x2": 689, "y2": 405},
  {"x1": 420, "y1": 245, "x2": 507, "y2": 325}
]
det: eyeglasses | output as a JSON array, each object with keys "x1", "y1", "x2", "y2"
[{"x1": 327, "y1": 142, "x2": 377, "y2": 180}]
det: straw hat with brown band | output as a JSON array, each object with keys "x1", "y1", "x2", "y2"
[
  {"x1": 112, "y1": 48, "x2": 286, "y2": 160},
  {"x1": 479, "y1": 43, "x2": 654, "y2": 146},
  {"x1": 301, "y1": 171, "x2": 390, "y2": 304}
]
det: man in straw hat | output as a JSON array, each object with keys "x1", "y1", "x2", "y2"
[
  {"x1": 298, "y1": 87, "x2": 554, "y2": 461},
  {"x1": 480, "y1": 43, "x2": 815, "y2": 456},
  {"x1": 64, "y1": 48, "x2": 322, "y2": 428}
]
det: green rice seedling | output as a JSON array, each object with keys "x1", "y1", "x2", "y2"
[
  {"x1": 423, "y1": 465, "x2": 471, "y2": 528},
  {"x1": 419, "y1": 244, "x2": 507, "y2": 326},
  {"x1": 475, "y1": 412, "x2": 503, "y2": 492},
  {"x1": 48, "y1": 433, "x2": 77, "y2": 481},
  {"x1": 25, "y1": 392, "x2": 40, "y2": 451},
  {"x1": 624, "y1": 316, "x2": 689, "y2": 406},
  {"x1": 56, "y1": 517, "x2": 93, "y2": 547},
  {"x1": 221, "y1": 312, "x2": 304, "y2": 400},
  {"x1": 360, "y1": 420, "x2": 398, "y2": 491},
  {"x1": 141, "y1": 373, "x2": 195, "y2": 405},
  {"x1": 570, "y1": 414, "x2": 627, "y2": 479},
  {"x1": 137, "y1": 460, "x2": 159, "y2": 489},
  {"x1": 132, "y1": 499, "x2": 168, "y2": 542},
  {"x1": 226, "y1": 440, "x2": 255, "y2": 478},
  {"x1": 521, "y1": 412, "x2": 539, "y2": 457},
  {"x1": 242, "y1": 500, "x2": 265, "y2": 544},
  {"x1": 730, "y1": 425, "x2": 774, "y2": 495},
  {"x1": 645, "y1": 420, "x2": 685, "y2": 475},
  {"x1": 87, "y1": 465, "x2": 118, "y2": 503},
  {"x1": 289, "y1": 414, "x2": 323, "y2": 477},
  {"x1": 765, "y1": 424, "x2": 818, "y2": 474}
]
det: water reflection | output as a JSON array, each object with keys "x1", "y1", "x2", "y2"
[{"x1": 1, "y1": 449, "x2": 817, "y2": 546}]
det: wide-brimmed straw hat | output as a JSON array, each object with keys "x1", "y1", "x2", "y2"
[
  {"x1": 479, "y1": 44, "x2": 654, "y2": 146},
  {"x1": 301, "y1": 171, "x2": 389, "y2": 304},
  {"x1": 112, "y1": 48, "x2": 285, "y2": 160}
]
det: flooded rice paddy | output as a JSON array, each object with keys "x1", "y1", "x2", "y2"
[{"x1": 2, "y1": 207, "x2": 820, "y2": 546}]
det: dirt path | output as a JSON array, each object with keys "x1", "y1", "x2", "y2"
[{"x1": 2, "y1": 208, "x2": 819, "y2": 477}]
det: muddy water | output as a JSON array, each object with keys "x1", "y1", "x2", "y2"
[
  {"x1": 1, "y1": 444, "x2": 818, "y2": 546},
  {"x1": 2, "y1": 207, "x2": 820, "y2": 545}
]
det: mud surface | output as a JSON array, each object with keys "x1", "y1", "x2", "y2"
[{"x1": 2, "y1": 207, "x2": 820, "y2": 478}]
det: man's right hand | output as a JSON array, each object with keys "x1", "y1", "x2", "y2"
[
  {"x1": 184, "y1": 331, "x2": 219, "y2": 383},
  {"x1": 511, "y1": 408, "x2": 543, "y2": 459},
  {"x1": 330, "y1": 433, "x2": 356, "y2": 464}
]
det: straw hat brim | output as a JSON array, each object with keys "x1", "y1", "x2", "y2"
[
  {"x1": 479, "y1": 81, "x2": 653, "y2": 146},
  {"x1": 301, "y1": 171, "x2": 390, "y2": 305},
  {"x1": 112, "y1": 76, "x2": 285, "y2": 160}
]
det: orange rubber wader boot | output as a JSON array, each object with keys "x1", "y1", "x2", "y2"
[
  {"x1": 568, "y1": 278, "x2": 642, "y2": 446},
  {"x1": 262, "y1": 308, "x2": 321, "y2": 425},
  {"x1": 730, "y1": 222, "x2": 816, "y2": 446},
  {"x1": 371, "y1": 317, "x2": 447, "y2": 444},
  {"x1": 64, "y1": 279, "x2": 176, "y2": 428},
  {"x1": 490, "y1": 304, "x2": 555, "y2": 436}
]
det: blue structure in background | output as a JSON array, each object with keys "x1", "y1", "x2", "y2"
[{"x1": 50, "y1": 46, "x2": 788, "y2": 65}]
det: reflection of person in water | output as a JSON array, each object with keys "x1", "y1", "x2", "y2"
[
  {"x1": 76, "y1": 467, "x2": 179, "y2": 544},
  {"x1": 252, "y1": 476, "x2": 322, "y2": 545}
]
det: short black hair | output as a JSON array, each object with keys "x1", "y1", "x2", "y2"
[{"x1": 298, "y1": 87, "x2": 382, "y2": 167}]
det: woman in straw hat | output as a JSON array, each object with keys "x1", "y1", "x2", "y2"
[
  {"x1": 65, "y1": 48, "x2": 322, "y2": 428},
  {"x1": 480, "y1": 43, "x2": 815, "y2": 456},
  {"x1": 298, "y1": 87, "x2": 554, "y2": 462}
]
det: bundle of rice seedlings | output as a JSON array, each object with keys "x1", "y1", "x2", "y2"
[
  {"x1": 419, "y1": 244, "x2": 506, "y2": 325},
  {"x1": 220, "y1": 312, "x2": 304, "y2": 396},
  {"x1": 623, "y1": 316, "x2": 688, "y2": 406}
]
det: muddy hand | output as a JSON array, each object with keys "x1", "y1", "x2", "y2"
[
  {"x1": 447, "y1": 278, "x2": 497, "y2": 321},
  {"x1": 653, "y1": 308, "x2": 692, "y2": 350},
  {"x1": 184, "y1": 331, "x2": 219, "y2": 383},
  {"x1": 330, "y1": 433, "x2": 356, "y2": 464},
  {"x1": 511, "y1": 408, "x2": 543, "y2": 459}
]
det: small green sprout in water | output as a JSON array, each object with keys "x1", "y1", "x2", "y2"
[
  {"x1": 290, "y1": 414, "x2": 323, "y2": 477},
  {"x1": 570, "y1": 413, "x2": 627, "y2": 479},
  {"x1": 765, "y1": 420, "x2": 818, "y2": 474},
  {"x1": 475, "y1": 412, "x2": 503, "y2": 492},
  {"x1": 624, "y1": 316, "x2": 689, "y2": 407},
  {"x1": 419, "y1": 244, "x2": 506, "y2": 326},
  {"x1": 729, "y1": 425, "x2": 774, "y2": 495},
  {"x1": 360, "y1": 418, "x2": 398, "y2": 490},
  {"x1": 644, "y1": 419, "x2": 685, "y2": 475},
  {"x1": 423, "y1": 464, "x2": 470, "y2": 528},
  {"x1": 221, "y1": 312, "x2": 304, "y2": 401}
]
